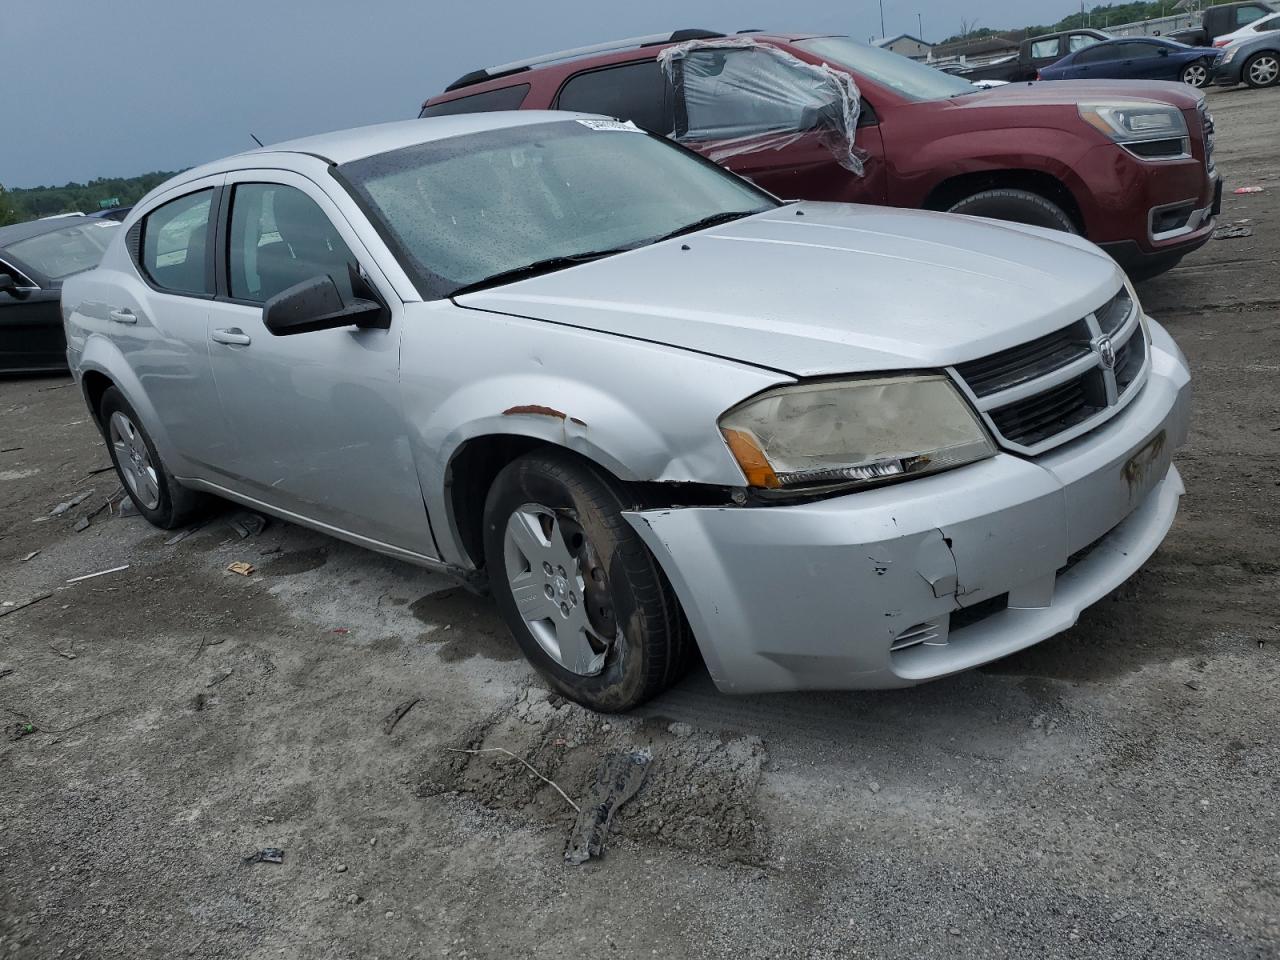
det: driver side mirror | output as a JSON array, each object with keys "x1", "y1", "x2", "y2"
[
  {"x1": 0, "y1": 273, "x2": 30, "y2": 300},
  {"x1": 262, "y1": 273, "x2": 388, "y2": 336}
]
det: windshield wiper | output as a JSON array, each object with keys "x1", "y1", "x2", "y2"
[
  {"x1": 450, "y1": 248, "x2": 631, "y2": 297},
  {"x1": 648, "y1": 209, "x2": 758, "y2": 244}
]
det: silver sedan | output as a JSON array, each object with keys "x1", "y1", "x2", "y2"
[{"x1": 62, "y1": 112, "x2": 1190, "y2": 711}]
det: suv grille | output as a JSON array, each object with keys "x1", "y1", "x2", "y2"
[{"x1": 953, "y1": 288, "x2": 1149, "y2": 454}]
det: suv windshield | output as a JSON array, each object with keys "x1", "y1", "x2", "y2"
[
  {"x1": 337, "y1": 120, "x2": 777, "y2": 298},
  {"x1": 794, "y1": 36, "x2": 978, "y2": 101},
  {"x1": 6, "y1": 220, "x2": 120, "y2": 280}
]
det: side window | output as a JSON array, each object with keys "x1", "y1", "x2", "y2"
[
  {"x1": 141, "y1": 189, "x2": 214, "y2": 296},
  {"x1": 678, "y1": 49, "x2": 812, "y2": 140},
  {"x1": 1031, "y1": 38, "x2": 1061, "y2": 59},
  {"x1": 556, "y1": 62, "x2": 671, "y2": 133},
  {"x1": 1068, "y1": 34, "x2": 1099, "y2": 52},
  {"x1": 1258, "y1": 14, "x2": 1280, "y2": 30},
  {"x1": 1076, "y1": 44, "x2": 1121, "y2": 63},
  {"x1": 1238, "y1": 5, "x2": 1270, "y2": 25},
  {"x1": 227, "y1": 183, "x2": 356, "y2": 304},
  {"x1": 418, "y1": 84, "x2": 530, "y2": 118},
  {"x1": 1125, "y1": 42, "x2": 1165, "y2": 60}
]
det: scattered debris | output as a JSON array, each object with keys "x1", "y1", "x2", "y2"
[
  {"x1": 0, "y1": 668, "x2": 13, "y2": 681},
  {"x1": 66, "y1": 564, "x2": 129, "y2": 584},
  {"x1": 1213, "y1": 224, "x2": 1253, "y2": 240},
  {"x1": 165, "y1": 517, "x2": 213, "y2": 545},
  {"x1": 38, "y1": 381, "x2": 74, "y2": 392},
  {"x1": 259, "y1": 544, "x2": 283, "y2": 556},
  {"x1": 49, "y1": 490, "x2": 93, "y2": 517},
  {"x1": 1185, "y1": 680, "x2": 1200, "y2": 691},
  {"x1": 1233, "y1": 185, "x2": 1264, "y2": 195},
  {"x1": 5, "y1": 721, "x2": 37, "y2": 741},
  {"x1": 86, "y1": 464, "x2": 116, "y2": 475},
  {"x1": 332, "y1": 627, "x2": 350, "y2": 635},
  {"x1": 243, "y1": 848, "x2": 284, "y2": 865},
  {"x1": 20, "y1": 551, "x2": 39, "y2": 562},
  {"x1": 382, "y1": 697, "x2": 421, "y2": 735},
  {"x1": 447, "y1": 746, "x2": 581, "y2": 812},
  {"x1": 0, "y1": 446, "x2": 22, "y2": 454},
  {"x1": 73, "y1": 517, "x2": 90, "y2": 533},
  {"x1": 335, "y1": 863, "x2": 348, "y2": 873},
  {"x1": 207, "y1": 668, "x2": 234, "y2": 687},
  {"x1": 228, "y1": 511, "x2": 267, "y2": 539},
  {"x1": 190, "y1": 635, "x2": 227, "y2": 661},
  {"x1": 565, "y1": 750, "x2": 651, "y2": 865},
  {"x1": 48, "y1": 643, "x2": 77, "y2": 660},
  {"x1": 226, "y1": 561, "x2": 255, "y2": 577},
  {"x1": 117, "y1": 496, "x2": 138, "y2": 517},
  {"x1": 0, "y1": 593, "x2": 53, "y2": 618}
]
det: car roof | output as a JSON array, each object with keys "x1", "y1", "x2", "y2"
[{"x1": 0, "y1": 216, "x2": 112, "y2": 248}]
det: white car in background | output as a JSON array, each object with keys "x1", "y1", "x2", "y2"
[{"x1": 1213, "y1": 9, "x2": 1280, "y2": 46}]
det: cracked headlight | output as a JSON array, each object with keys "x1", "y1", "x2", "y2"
[
  {"x1": 1078, "y1": 101, "x2": 1189, "y2": 144},
  {"x1": 719, "y1": 374, "x2": 996, "y2": 491}
]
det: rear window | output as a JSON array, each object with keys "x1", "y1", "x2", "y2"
[{"x1": 419, "y1": 84, "x2": 530, "y2": 118}]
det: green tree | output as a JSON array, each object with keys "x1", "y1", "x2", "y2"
[{"x1": 0, "y1": 184, "x2": 21, "y2": 227}]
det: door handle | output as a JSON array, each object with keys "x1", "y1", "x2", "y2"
[
  {"x1": 108, "y1": 308, "x2": 137, "y2": 324},
  {"x1": 211, "y1": 328, "x2": 252, "y2": 346}
]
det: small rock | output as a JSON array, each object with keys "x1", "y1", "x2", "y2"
[
  {"x1": 667, "y1": 721, "x2": 693, "y2": 738},
  {"x1": 868, "y1": 781, "x2": 881, "y2": 794},
  {"x1": 949, "y1": 928, "x2": 961, "y2": 936},
  {"x1": 369, "y1": 837, "x2": 377, "y2": 847},
  {"x1": 335, "y1": 864, "x2": 348, "y2": 873},
  {"x1": 346, "y1": 894, "x2": 362, "y2": 905},
  {"x1": 385, "y1": 911, "x2": 395, "y2": 920},
  {"x1": 600, "y1": 722, "x2": 611, "y2": 732}
]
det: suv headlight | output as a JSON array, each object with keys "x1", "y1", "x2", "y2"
[
  {"x1": 719, "y1": 374, "x2": 996, "y2": 491},
  {"x1": 1078, "y1": 101, "x2": 1189, "y2": 144}
]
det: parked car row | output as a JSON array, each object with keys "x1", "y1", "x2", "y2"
[{"x1": 421, "y1": 30, "x2": 1222, "y2": 280}]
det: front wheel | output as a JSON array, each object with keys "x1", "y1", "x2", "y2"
[
  {"x1": 482, "y1": 449, "x2": 693, "y2": 712},
  {"x1": 1243, "y1": 51, "x2": 1280, "y2": 88},
  {"x1": 1181, "y1": 60, "x2": 1210, "y2": 88},
  {"x1": 946, "y1": 188, "x2": 1077, "y2": 234}
]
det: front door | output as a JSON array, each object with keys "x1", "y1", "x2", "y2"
[
  {"x1": 0, "y1": 260, "x2": 62, "y2": 371},
  {"x1": 671, "y1": 46, "x2": 889, "y2": 205},
  {"x1": 205, "y1": 171, "x2": 435, "y2": 557}
]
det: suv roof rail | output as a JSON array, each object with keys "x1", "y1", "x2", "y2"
[{"x1": 443, "y1": 28, "x2": 725, "y2": 92}]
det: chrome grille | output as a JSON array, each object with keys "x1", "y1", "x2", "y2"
[{"x1": 952, "y1": 288, "x2": 1150, "y2": 455}]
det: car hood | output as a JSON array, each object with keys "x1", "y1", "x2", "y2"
[
  {"x1": 454, "y1": 203, "x2": 1123, "y2": 378},
  {"x1": 966, "y1": 78, "x2": 1206, "y2": 110}
]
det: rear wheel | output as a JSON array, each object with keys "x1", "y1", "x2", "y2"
[
  {"x1": 482, "y1": 449, "x2": 692, "y2": 712},
  {"x1": 946, "y1": 188, "x2": 1077, "y2": 234},
  {"x1": 100, "y1": 387, "x2": 207, "y2": 529},
  {"x1": 1181, "y1": 60, "x2": 1210, "y2": 88},
  {"x1": 1243, "y1": 51, "x2": 1280, "y2": 88}
]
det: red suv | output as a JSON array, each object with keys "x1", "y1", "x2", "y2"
[{"x1": 420, "y1": 30, "x2": 1222, "y2": 280}]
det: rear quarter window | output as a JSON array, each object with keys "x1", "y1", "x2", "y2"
[{"x1": 419, "y1": 84, "x2": 530, "y2": 118}]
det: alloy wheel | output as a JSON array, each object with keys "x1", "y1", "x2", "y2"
[
  {"x1": 109, "y1": 411, "x2": 161, "y2": 510},
  {"x1": 1248, "y1": 55, "x2": 1279, "y2": 86},
  {"x1": 502, "y1": 503, "x2": 618, "y2": 676},
  {"x1": 1182, "y1": 63, "x2": 1208, "y2": 87}
]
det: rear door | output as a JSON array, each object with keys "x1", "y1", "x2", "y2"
[
  {"x1": 0, "y1": 257, "x2": 62, "y2": 371},
  {"x1": 670, "y1": 45, "x2": 887, "y2": 204},
  {"x1": 204, "y1": 170, "x2": 435, "y2": 557}
]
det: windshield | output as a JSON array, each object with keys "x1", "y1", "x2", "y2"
[
  {"x1": 794, "y1": 36, "x2": 978, "y2": 101},
  {"x1": 337, "y1": 120, "x2": 777, "y2": 298},
  {"x1": 6, "y1": 220, "x2": 120, "y2": 280}
]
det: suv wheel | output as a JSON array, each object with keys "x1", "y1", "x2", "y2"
[
  {"x1": 1181, "y1": 61, "x2": 1210, "y2": 87},
  {"x1": 100, "y1": 387, "x2": 207, "y2": 529},
  {"x1": 1243, "y1": 51, "x2": 1280, "y2": 88},
  {"x1": 946, "y1": 189, "x2": 1077, "y2": 234},
  {"x1": 482, "y1": 449, "x2": 692, "y2": 712}
]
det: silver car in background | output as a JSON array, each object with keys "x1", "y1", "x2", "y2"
[{"x1": 61, "y1": 112, "x2": 1191, "y2": 711}]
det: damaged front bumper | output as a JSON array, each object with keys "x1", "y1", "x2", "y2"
[{"x1": 624, "y1": 322, "x2": 1191, "y2": 694}]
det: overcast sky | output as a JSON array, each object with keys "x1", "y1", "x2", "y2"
[{"x1": 5, "y1": 0, "x2": 1073, "y2": 188}]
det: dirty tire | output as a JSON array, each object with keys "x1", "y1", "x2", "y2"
[
  {"x1": 99, "y1": 386, "x2": 207, "y2": 530},
  {"x1": 1242, "y1": 51, "x2": 1280, "y2": 88},
  {"x1": 483, "y1": 449, "x2": 693, "y2": 712},
  {"x1": 947, "y1": 188, "x2": 1077, "y2": 234}
]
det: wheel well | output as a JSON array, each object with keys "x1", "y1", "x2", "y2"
[
  {"x1": 81, "y1": 371, "x2": 114, "y2": 433},
  {"x1": 446, "y1": 435, "x2": 552, "y2": 571},
  {"x1": 924, "y1": 170, "x2": 1085, "y2": 233}
]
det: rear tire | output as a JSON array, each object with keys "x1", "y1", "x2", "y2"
[
  {"x1": 946, "y1": 188, "x2": 1078, "y2": 234},
  {"x1": 1181, "y1": 60, "x2": 1210, "y2": 88},
  {"x1": 482, "y1": 449, "x2": 692, "y2": 712},
  {"x1": 1243, "y1": 51, "x2": 1280, "y2": 88},
  {"x1": 99, "y1": 387, "x2": 207, "y2": 530}
]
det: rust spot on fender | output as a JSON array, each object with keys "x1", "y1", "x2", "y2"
[{"x1": 503, "y1": 404, "x2": 566, "y2": 420}]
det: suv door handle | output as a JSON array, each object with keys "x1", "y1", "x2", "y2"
[
  {"x1": 211, "y1": 328, "x2": 252, "y2": 346},
  {"x1": 108, "y1": 308, "x2": 137, "y2": 324}
]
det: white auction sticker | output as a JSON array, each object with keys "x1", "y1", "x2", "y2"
[{"x1": 574, "y1": 118, "x2": 643, "y2": 132}]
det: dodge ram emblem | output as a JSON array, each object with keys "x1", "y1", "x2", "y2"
[{"x1": 1096, "y1": 336, "x2": 1116, "y2": 369}]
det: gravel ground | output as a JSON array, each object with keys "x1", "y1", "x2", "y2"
[{"x1": 2, "y1": 85, "x2": 1278, "y2": 960}]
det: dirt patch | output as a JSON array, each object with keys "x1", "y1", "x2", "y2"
[
  {"x1": 410, "y1": 587, "x2": 520, "y2": 662},
  {"x1": 418, "y1": 690, "x2": 768, "y2": 864},
  {"x1": 260, "y1": 547, "x2": 329, "y2": 576}
]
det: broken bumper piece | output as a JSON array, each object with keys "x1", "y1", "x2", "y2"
[{"x1": 624, "y1": 322, "x2": 1190, "y2": 694}]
